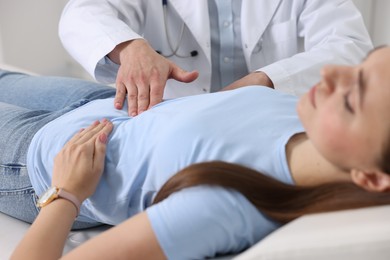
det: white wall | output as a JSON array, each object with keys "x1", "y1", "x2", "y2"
[
  {"x1": 352, "y1": 0, "x2": 373, "y2": 32},
  {"x1": 352, "y1": 0, "x2": 390, "y2": 45},
  {"x1": 0, "y1": 0, "x2": 87, "y2": 78},
  {"x1": 0, "y1": 0, "x2": 389, "y2": 77},
  {"x1": 371, "y1": 0, "x2": 390, "y2": 46}
]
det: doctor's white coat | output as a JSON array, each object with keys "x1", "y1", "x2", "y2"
[{"x1": 59, "y1": 0, "x2": 372, "y2": 98}]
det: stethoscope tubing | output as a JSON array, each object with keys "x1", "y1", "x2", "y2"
[{"x1": 160, "y1": 0, "x2": 198, "y2": 58}]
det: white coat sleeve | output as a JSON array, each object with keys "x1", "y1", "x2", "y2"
[
  {"x1": 258, "y1": 0, "x2": 373, "y2": 96},
  {"x1": 58, "y1": 0, "x2": 147, "y2": 83},
  {"x1": 146, "y1": 186, "x2": 279, "y2": 259}
]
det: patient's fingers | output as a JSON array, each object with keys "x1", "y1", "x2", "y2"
[
  {"x1": 67, "y1": 120, "x2": 99, "y2": 144},
  {"x1": 76, "y1": 121, "x2": 112, "y2": 145},
  {"x1": 67, "y1": 119, "x2": 112, "y2": 145}
]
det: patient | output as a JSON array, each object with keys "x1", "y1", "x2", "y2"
[{"x1": 4, "y1": 46, "x2": 390, "y2": 259}]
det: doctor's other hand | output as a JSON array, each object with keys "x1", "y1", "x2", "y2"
[
  {"x1": 108, "y1": 39, "x2": 199, "y2": 116},
  {"x1": 51, "y1": 120, "x2": 113, "y2": 202},
  {"x1": 221, "y1": 71, "x2": 274, "y2": 91}
]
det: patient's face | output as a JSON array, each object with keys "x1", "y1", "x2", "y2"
[{"x1": 298, "y1": 47, "x2": 390, "y2": 173}]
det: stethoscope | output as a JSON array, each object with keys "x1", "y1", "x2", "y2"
[{"x1": 157, "y1": 0, "x2": 198, "y2": 58}]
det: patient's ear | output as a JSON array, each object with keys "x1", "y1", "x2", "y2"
[{"x1": 351, "y1": 169, "x2": 390, "y2": 192}]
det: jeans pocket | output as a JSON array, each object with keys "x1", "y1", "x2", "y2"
[
  {"x1": 0, "y1": 163, "x2": 31, "y2": 190},
  {"x1": 0, "y1": 163, "x2": 39, "y2": 223}
]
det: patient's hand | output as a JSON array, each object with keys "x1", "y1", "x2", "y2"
[
  {"x1": 221, "y1": 71, "x2": 274, "y2": 91},
  {"x1": 52, "y1": 119, "x2": 113, "y2": 202},
  {"x1": 109, "y1": 39, "x2": 199, "y2": 116}
]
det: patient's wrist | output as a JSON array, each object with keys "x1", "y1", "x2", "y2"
[
  {"x1": 37, "y1": 187, "x2": 81, "y2": 217},
  {"x1": 255, "y1": 71, "x2": 274, "y2": 88}
]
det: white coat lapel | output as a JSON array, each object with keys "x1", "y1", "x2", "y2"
[
  {"x1": 169, "y1": 0, "x2": 211, "y2": 63},
  {"x1": 241, "y1": 0, "x2": 282, "y2": 55}
]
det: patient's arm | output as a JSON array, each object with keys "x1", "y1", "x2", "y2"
[
  {"x1": 12, "y1": 202, "x2": 165, "y2": 260},
  {"x1": 11, "y1": 120, "x2": 116, "y2": 259},
  {"x1": 11, "y1": 199, "x2": 78, "y2": 260},
  {"x1": 221, "y1": 71, "x2": 274, "y2": 91},
  {"x1": 64, "y1": 212, "x2": 165, "y2": 259}
]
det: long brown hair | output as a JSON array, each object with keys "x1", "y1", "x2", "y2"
[{"x1": 153, "y1": 161, "x2": 390, "y2": 224}]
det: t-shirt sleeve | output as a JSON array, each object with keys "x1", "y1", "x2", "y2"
[{"x1": 146, "y1": 186, "x2": 280, "y2": 259}]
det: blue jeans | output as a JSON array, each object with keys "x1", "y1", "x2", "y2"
[{"x1": 0, "y1": 70, "x2": 115, "y2": 229}]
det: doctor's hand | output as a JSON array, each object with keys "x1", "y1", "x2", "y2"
[
  {"x1": 51, "y1": 120, "x2": 113, "y2": 202},
  {"x1": 221, "y1": 71, "x2": 274, "y2": 91},
  {"x1": 108, "y1": 39, "x2": 199, "y2": 116}
]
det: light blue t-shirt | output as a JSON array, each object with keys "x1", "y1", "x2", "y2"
[{"x1": 27, "y1": 86, "x2": 303, "y2": 259}]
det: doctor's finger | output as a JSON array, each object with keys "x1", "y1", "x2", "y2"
[
  {"x1": 136, "y1": 79, "x2": 151, "y2": 114},
  {"x1": 169, "y1": 63, "x2": 199, "y2": 83},
  {"x1": 114, "y1": 82, "x2": 127, "y2": 110},
  {"x1": 148, "y1": 74, "x2": 165, "y2": 109},
  {"x1": 126, "y1": 81, "x2": 139, "y2": 117}
]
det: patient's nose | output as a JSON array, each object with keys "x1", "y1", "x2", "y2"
[
  {"x1": 321, "y1": 65, "x2": 355, "y2": 94},
  {"x1": 320, "y1": 66, "x2": 337, "y2": 94}
]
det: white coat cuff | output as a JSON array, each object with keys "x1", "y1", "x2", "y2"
[
  {"x1": 91, "y1": 30, "x2": 143, "y2": 83},
  {"x1": 256, "y1": 65, "x2": 294, "y2": 95}
]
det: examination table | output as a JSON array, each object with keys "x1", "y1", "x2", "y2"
[{"x1": 1, "y1": 205, "x2": 390, "y2": 259}]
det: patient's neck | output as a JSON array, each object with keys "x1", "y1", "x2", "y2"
[{"x1": 285, "y1": 133, "x2": 352, "y2": 186}]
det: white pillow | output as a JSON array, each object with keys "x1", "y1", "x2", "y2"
[{"x1": 234, "y1": 205, "x2": 390, "y2": 260}]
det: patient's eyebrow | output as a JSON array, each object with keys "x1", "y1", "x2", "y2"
[{"x1": 358, "y1": 69, "x2": 366, "y2": 109}]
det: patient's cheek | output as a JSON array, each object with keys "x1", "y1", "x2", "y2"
[
  {"x1": 316, "y1": 118, "x2": 354, "y2": 167},
  {"x1": 296, "y1": 99, "x2": 318, "y2": 139}
]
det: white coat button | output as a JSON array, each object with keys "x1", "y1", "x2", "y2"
[
  {"x1": 223, "y1": 57, "x2": 231, "y2": 63},
  {"x1": 223, "y1": 21, "x2": 231, "y2": 28}
]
